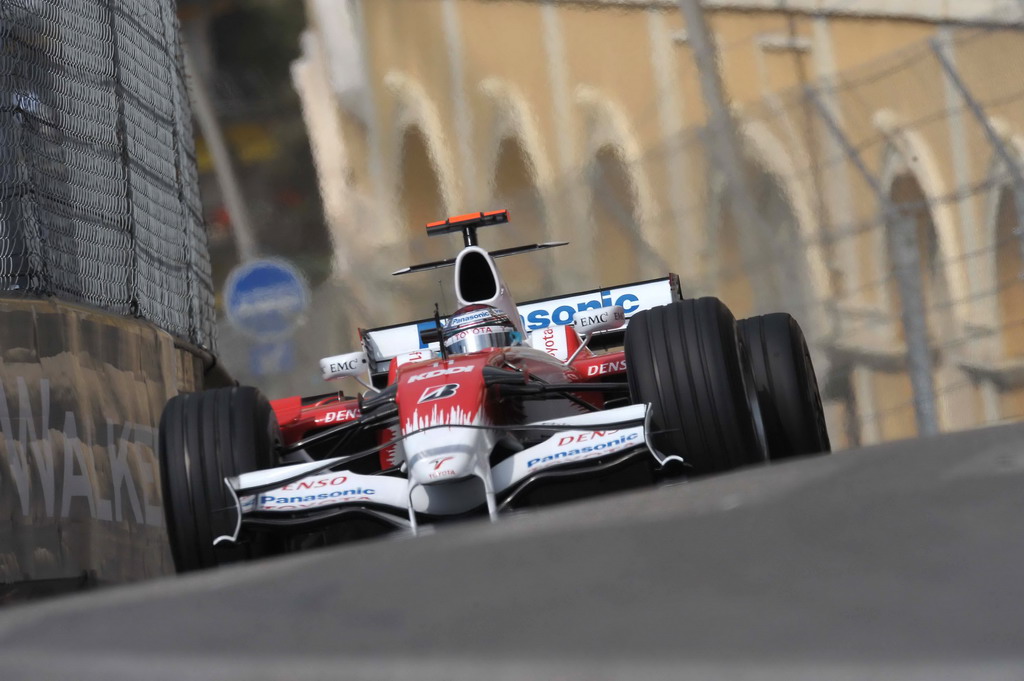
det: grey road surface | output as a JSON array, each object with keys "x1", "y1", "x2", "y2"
[{"x1": 1, "y1": 423, "x2": 1023, "y2": 680}]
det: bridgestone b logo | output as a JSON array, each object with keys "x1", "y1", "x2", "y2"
[{"x1": 418, "y1": 383, "x2": 459, "y2": 403}]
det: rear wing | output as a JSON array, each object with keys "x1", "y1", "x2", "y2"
[
  {"x1": 393, "y1": 210, "x2": 567, "y2": 275},
  {"x1": 360, "y1": 275, "x2": 683, "y2": 377}
]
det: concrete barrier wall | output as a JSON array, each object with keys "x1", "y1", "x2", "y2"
[{"x1": 0, "y1": 298, "x2": 215, "y2": 595}]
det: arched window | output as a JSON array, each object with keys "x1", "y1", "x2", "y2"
[
  {"x1": 992, "y1": 186, "x2": 1024, "y2": 421},
  {"x1": 994, "y1": 188, "x2": 1024, "y2": 357},
  {"x1": 886, "y1": 174, "x2": 954, "y2": 341},
  {"x1": 868, "y1": 172, "x2": 938, "y2": 441},
  {"x1": 488, "y1": 136, "x2": 549, "y2": 300},
  {"x1": 715, "y1": 197, "x2": 756, "y2": 320},
  {"x1": 588, "y1": 146, "x2": 642, "y2": 288},
  {"x1": 870, "y1": 169, "x2": 978, "y2": 439},
  {"x1": 397, "y1": 126, "x2": 450, "y2": 263},
  {"x1": 713, "y1": 164, "x2": 809, "y2": 322}
]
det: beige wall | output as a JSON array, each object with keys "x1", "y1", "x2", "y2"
[
  {"x1": 295, "y1": 0, "x2": 1024, "y2": 448},
  {"x1": 0, "y1": 299, "x2": 215, "y2": 587}
]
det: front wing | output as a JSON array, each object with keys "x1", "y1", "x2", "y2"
[{"x1": 217, "y1": 404, "x2": 675, "y2": 542}]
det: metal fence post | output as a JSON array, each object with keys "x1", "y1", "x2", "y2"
[
  {"x1": 675, "y1": 0, "x2": 773, "y2": 307},
  {"x1": 809, "y1": 90, "x2": 941, "y2": 436},
  {"x1": 889, "y1": 213, "x2": 941, "y2": 436}
]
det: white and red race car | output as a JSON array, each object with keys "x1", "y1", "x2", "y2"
[{"x1": 160, "y1": 210, "x2": 830, "y2": 571}]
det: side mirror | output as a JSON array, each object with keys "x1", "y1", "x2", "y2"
[
  {"x1": 320, "y1": 352, "x2": 369, "y2": 381},
  {"x1": 573, "y1": 306, "x2": 626, "y2": 335}
]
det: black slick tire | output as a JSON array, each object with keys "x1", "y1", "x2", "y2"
[
  {"x1": 738, "y1": 313, "x2": 831, "y2": 460},
  {"x1": 624, "y1": 298, "x2": 767, "y2": 475},
  {"x1": 159, "y1": 386, "x2": 279, "y2": 572}
]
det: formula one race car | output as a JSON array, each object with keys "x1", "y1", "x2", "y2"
[{"x1": 160, "y1": 210, "x2": 830, "y2": 571}]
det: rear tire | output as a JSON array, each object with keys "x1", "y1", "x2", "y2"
[
  {"x1": 159, "y1": 386, "x2": 280, "y2": 572},
  {"x1": 625, "y1": 298, "x2": 767, "y2": 475},
  {"x1": 738, "y1": 313, "x2": 831, "y2": 460}
]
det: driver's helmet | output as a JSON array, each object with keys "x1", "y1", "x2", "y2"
[{"x1": 443, "y1": 304, "x2": 523, "y2": 355}]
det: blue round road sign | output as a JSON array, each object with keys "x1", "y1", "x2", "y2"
[{"x1": 224, "y1": 259, "x2": 309, "y2": 339}]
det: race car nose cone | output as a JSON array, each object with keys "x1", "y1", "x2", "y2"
[{"x1": 408, "y1": 448, "x2": 477, "y2": 485}]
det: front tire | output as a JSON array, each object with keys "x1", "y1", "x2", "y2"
[
  {"x1": 159, "y1": 386, "x2": 280, "y2": 572},
  {"x1": 625, "y1": 298, "x2": 767, "y2": 475},
  {"x1": 738, "y1": 313, "x2": 831, "y2": 460}
]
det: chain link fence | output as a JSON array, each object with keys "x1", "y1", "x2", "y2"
[
  {"x1": 601, "y1": 22, "x2": 1024, "y2": 448},
  {"x1": 0, "y1": 0, "x2": 214, "y2": 349}
]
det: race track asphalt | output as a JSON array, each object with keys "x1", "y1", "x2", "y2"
[{"x1": 1, "y1": 422, "x2": 1023, "y2": 680}]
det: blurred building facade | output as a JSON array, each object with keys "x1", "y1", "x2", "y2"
[
  {"x1": 178, "y1": 0, "x2": 332, "y2": 289},
  {"x1": 175, "y1": 0, "x2": 346, "y2": 397},
  {"x1": 293, "y1": 0, "x2": 1024, "y2": 449}
]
